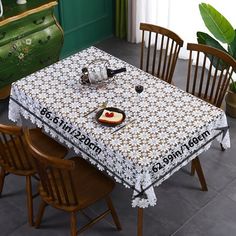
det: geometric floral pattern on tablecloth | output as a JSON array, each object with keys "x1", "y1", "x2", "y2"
[{"x1": 9, "y1": 47, "x2": 230, "y2": 208}]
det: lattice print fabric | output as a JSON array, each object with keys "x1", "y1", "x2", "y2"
[{"x1": 9, "y1": 47, "x2": 230, "y2": 208}]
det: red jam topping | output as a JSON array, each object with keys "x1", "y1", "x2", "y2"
[{"x1": 105, "y1": 112, "x2": 114, "y2": 118}]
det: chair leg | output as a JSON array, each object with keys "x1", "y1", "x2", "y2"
[
  {"x1": 70, "y1": 212, "x2": 77, "y2": 236},
  {"x1": 190, "y1": 161, "x2": 195, "y2": 176},
  {"x1": 137, "y1": 208, "x2": 143, "y2": 236},
  {"x1": 220, "y1": 143, "x2": 225, "y2": 151},
  {"x1": 0, "y1": 168, "x2": 6, "y2": 196},
  {"x1": 105, "y1": 196, "x2": 122, "y2": 230},
  {"x1": 26, "y1": 176, "x2": 34, "y2": 226},
  {"x1": 192, "y1": 157, "x2": 208, "y2": 191},
  {"x1": 35, "y1": 200, "x2": 47, "y2": 228}
]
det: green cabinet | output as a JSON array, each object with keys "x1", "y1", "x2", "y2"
[
  {"x1": 0, "y1": 0, "x2": 115, "y2": 96},
  {"x1": 0, "y1": 0, "x2": 63, "y2": 90}
]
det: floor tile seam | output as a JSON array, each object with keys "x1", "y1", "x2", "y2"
[
  {"x1": 1, "y1": 172, "x2": 39, "y2": 213},
  {"x1": 1, "y1": 196, "x2": 28, "y2": 215},
  {"x1": 218, "y1": 190, "x2": 236, "y2": 204},
  {"x1": 5, "y1": 222, "x2": 28, "y2": 236},
  {"x1": 81, "y1": 206, "x2": 115, "y2": 228},
  {"x1": 198, "y1": 170, "x2": 236, "y2": 194},
  {"x1": 170, "y1": 192, "x2": 221, "y2": 236},
  {"x1": 177, "y1": 190, "x2": 216, "y2": 212},
  {"x1": 213, "y1": 175, "x2": 236, "y2": 194},
  {"x1": 205, "y1": 155, "x2": 236, "y2": 171},
  {"x1": 164, "y1": 174, "x2": 218, "y2": 206}
]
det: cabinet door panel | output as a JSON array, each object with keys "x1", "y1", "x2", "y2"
[
  {"x1": 0, "y1": 9, "x2": 55, "y2": 47},
  {"x1": 0, "y1": 24, "x2": 62, "y2": 68},
  {"x1": 0, "y1": 46, "x2": 60, "y2": 88},
  {"x1": 0, "y1": 1, "x2": 63, "y2": 90}
]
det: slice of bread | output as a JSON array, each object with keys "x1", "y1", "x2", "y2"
[{"x1": 98, "y1": 109, "x2": 123, "y2": 124}]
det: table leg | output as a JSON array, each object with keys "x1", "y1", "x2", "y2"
[
  {"x1": 192, "y1": 157, "x2": 208, "y2": 191},
  {"x1": 137, "y1": 207, "x2": 143, "y2": 236}
]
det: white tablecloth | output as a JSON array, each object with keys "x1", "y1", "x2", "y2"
[{"x1": 9, "y1": 46, "x2": 230, "y2": 208}]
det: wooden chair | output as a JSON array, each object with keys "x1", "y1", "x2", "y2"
[
  {"x1": 0, "y1": 124, "x2": 68, "y2": 226},
  {"x1": 186, "y1": 43, "x2": 236, "y2": 108},
  {"x1": 140, "y1": 23, "x2": 184, "y2": 84},
  {"x1": 24, "y1": 129, "x2": 122, "y2": 236},
  {"x1": 186, "y1": 43, "x2": 236, "y2": 191}
]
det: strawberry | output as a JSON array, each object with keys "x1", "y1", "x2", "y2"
[{"x1": 105, "y1": 112, "x2": 114, "y2": 118}]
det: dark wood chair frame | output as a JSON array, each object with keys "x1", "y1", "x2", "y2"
[
  {"x1": 186, "y1": 43, "x2": 236, "y2": 192},
  {"x1": 0, "y1": 124, "x2": 38, "y2": 226},
  {"x1": 24, "y1": 129, "x2": 122, "y2": 236},
  {"x1": 186, "y1": 43, "x2": 235, "y2": 108},
  {"x1": 140, "y1": 22, "x2": 184, "y2": 84},
  {"x1": 0, "y1": 124, "x2": 68, "y2": 226}
]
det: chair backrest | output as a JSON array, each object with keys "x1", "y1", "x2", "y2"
[
  {"x1": 140, "y1": 23, "x2": 184, "y2": 84},
  {"x1": 24, "y1": 129, "x2": 78, "y2": 207},
  {"x1": 186, "y1": 43, "x2": 236, "y2": 108},
  {"x1": 0, "y1": 124, "x2": 34, "y2": 172}
]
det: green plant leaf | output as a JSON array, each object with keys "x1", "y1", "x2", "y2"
[
  {"x1": 230, "y1": 81, "x2": 236, "y2": 93},
  {"x1": 228, "y1": 29, "x2": 236, "y2": 60},
  {"x1": 199, "y1": 3, "x2": 235, "y2": 44},
  {"x1": 197, "y1": 31, "x2": 228, "y2": 70},
  {"x1": 197, "y1": 31, "x2": 228, "y2": 53}
]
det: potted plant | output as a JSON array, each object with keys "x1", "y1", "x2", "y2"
[{"x1": 197, "y1": 3, "x2": 236, "y2": 117}]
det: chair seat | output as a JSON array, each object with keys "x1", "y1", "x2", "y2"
[
  {"x1": 29, "y1": 128, "x2": 68, "y2": 158},
  {"x1": 39, "y1": 156, "x2": 115, "y2": 211},
  {"x1": 0, "y1": 128, "x2": 68, "y2": 176}
]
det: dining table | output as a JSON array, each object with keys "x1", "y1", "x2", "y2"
[{"x1": 8, "y1": 46, "x2": 230, "y2": 236}]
